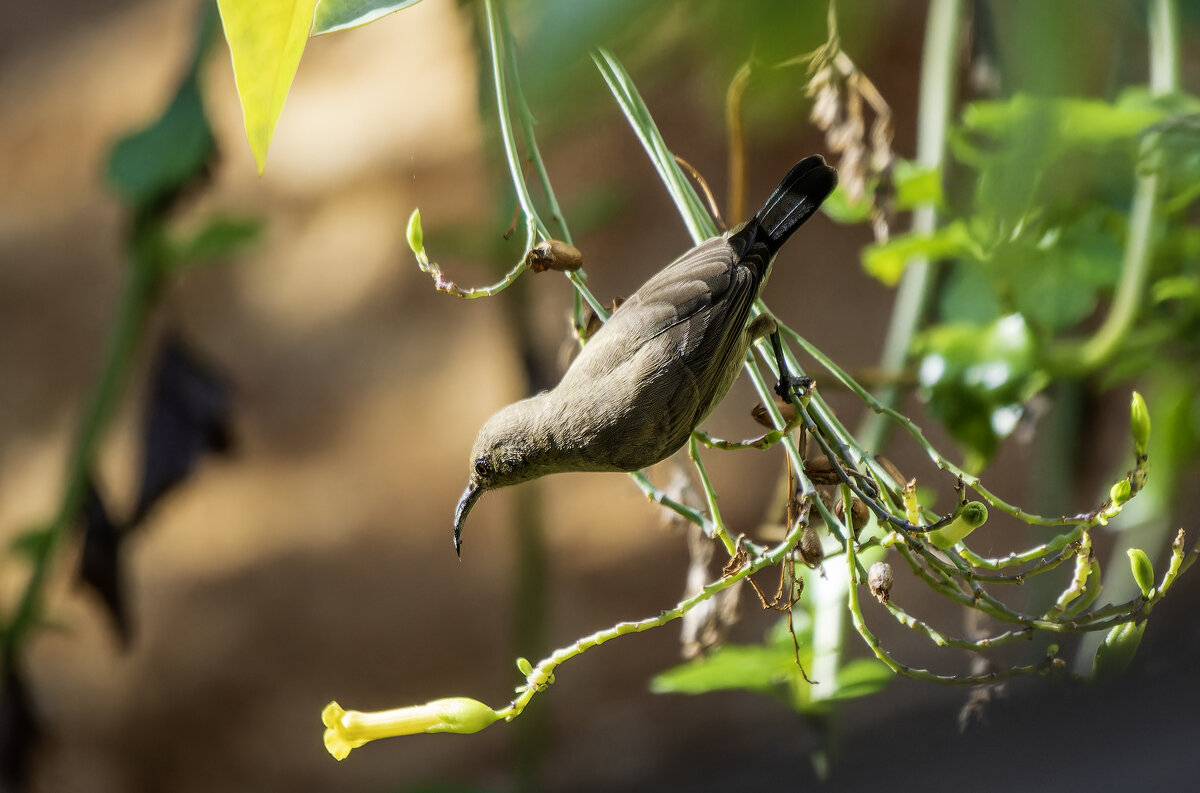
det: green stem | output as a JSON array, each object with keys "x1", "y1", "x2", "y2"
[
  {"x1": 859, "y1": 0, "x2": 963, "y2": 452},
  {"x1": 5, "y1": 246, "x2": 158, "y2": 652},
  {"x1": 687, "y1": 435, "x2": 736, "y2": 555},
  {"x1": 1046, "y1": 0, "x2": 1175, "y2": 375},
  {"x1": 483, "y1": 0, "x2": 607, "y2": 321},
  {"x1": 498, "y1": 507, "x2": 807, "y2": 721}
]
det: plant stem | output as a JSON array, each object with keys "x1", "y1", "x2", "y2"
[
  {"x1": 1046, "y1": 0, "x2": 1176, "y2": 375},
  {"x1": 4, "y1": 244, "x2": 158, "y2": 653},
  {"x1": 498, "y1": 509, "x2": 807, "y2": 721},
  {"x1": 859, "y1": 0, "x2": 963, "y2": 452}
]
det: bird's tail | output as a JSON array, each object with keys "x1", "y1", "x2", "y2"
[{"x1": 730, "y1": 155, "x2": 838, "y2": 262}]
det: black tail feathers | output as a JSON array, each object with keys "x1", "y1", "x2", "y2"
[{"x1": 730, "y1": 155, "x2": 837, "y2": 260}]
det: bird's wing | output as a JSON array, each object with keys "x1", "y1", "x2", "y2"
[
  {"x1": 562, "y1": 235, "x2": 761, "y2": 465},
  {"x1": 598, "y1": 236, "x2": 749, "y2": 346}
]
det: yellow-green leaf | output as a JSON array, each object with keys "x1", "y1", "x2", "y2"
[
  {"x1": 312, "y1": 0, "x2": 426, "y2": 35},
  {"x1": 216, "y1": 0, "x2": 318, "y2": 174}
]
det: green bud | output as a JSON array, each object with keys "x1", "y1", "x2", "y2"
[
  {"x1": 1109, "y1": 479, "x2": 1132, "y2": 506},
  {"x1": 1130, "y1": 391, "x2": 1150, "y2": 456},
  {"x1": 516, "y1": 657, "x2": 533, "y2": 676},
  {"x1": 1127, "y1": 548, "x2": 1155, "y2": 598},
  {"x1": 406, "y1": 208, "x2": 424, "y2": 255},
  {"x1": 927, "y1": 501, "x2": 988, "y2": 550},
  {"x1": 1091, "y1": 620, "x2": 1146, "y2": 680}
]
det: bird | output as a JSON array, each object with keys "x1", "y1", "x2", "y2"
[{"x1": 454, "y1": 155, "x2": 838, "y2": 555}]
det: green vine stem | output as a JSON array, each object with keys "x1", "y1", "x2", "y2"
[
  {"x1": 858, "y1": 0, "x2": 963, "y2": 452},
  {"x1": 497, "y1": 509, "x2": 808, "y2": 721},
  {"x1": 3, "y1": 231, "x2": 160, "y2": 655},
  {"x1": 1045, "y1": 0, "x2": 1176, "y2": 375},
  {"x1": 337, "y1": 5, "x2": 1197, "y2": 760},
  {"x1": 481, "y1": 0, "x2": 607, "y2": 322}
]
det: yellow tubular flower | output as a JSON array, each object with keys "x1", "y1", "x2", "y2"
[{"x1": 322, "y1": 697, "x2": 501, "y2": 760}]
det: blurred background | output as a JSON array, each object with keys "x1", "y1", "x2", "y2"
[{"x1": 1, "y1": 1, "x2": 1198, "y2": 791}]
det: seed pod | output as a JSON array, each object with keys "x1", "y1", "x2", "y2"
[
  {"x1": 834, "y1": 497, "x2": 870, "y2": 535},
  {"x1": 875, "y1": 455, "x2": 906, "y2": 488},
  {"x1": 800, "y1": 523, "x2": 824, "y2": 566},
  {"x1": 525, "y1": 239, "x2": 584, "y2": 273},
  {"x1": 750, "y1": 396, "x2": 796, "y2": 429},
  {"x1": 868, "y1": 561, "x2": 893, "y2": 604},
  {"x1": 802, "y1": 452, "x2": 839, "y2": 485}
]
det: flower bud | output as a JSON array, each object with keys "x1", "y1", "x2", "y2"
[
  {"x1": 927, "y1": 501, "x2": 988, "y2": 550},
  {"x1": 1109, "y1": 479, "x2": 1132, "y2": 506},
  {"x1": 322, "y1": 697, "x2": 501, "y2": 761},
  {"x1": 525, "y1": 240, "x2": 583, "y2": 273},
  {"x1": 406, "y1": 208, "x2": 424, "y2": 256},
  {"x1": 868, "y1": 561, "x2": 893, "y2": 604},
  {"x1": 1091, "y1": 620, "x2": 1146, "y2": 680},
  {"x1": 1127, "y1": 548, "x2": 1155, "y2": 598},
  {"x1": 1130, "y1": 391, "x2": 1150, "y2": 456}
]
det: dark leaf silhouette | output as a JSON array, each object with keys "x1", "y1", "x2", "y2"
[
  {"x1": 77, "y1": 474, "x2": 129, "y2": 644},
  {"x1": 132, "y1": 333, "x2": 232, "y2": 523},
  {"x1": 0, "y1": 660, "x2": 39, "y2": 793}
]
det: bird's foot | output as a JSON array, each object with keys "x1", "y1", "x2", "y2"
[{"x1": 775, "y1": 374, "x2": 813, "y2": 402}]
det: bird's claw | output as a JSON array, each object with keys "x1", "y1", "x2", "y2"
[{"x1": 775, "y1": 375, "x2": 813, "y2": 402}]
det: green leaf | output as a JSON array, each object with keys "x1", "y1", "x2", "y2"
[
  {"x1": 106, "y1": 6, "x2": 218, "y2": 210},
  {"x1": 107, "y1": 80, "x2": 213, "y2": 211},
  {"x1": 825, "y1": 659, "x2": 893, "y2": 702},
  {"x1": 821, "y1": 183, "x2": 874, "y2": 224},
  {"x1": 892, "y1": 159, "x2": 943, "y2": 210},
  {"x1": 962, "y1": 94, "x2": 1166, "y2": 151},
  {"x1": 9, "y1": 526, "x2": 53, "y2": 560},
  {"x1": 650, "y1": 644, "x2": 798, "y2": 696},
  {"x1": 215, "y1": 0, "x2": 318, "y2": 174},
  {"x1": 312, "y1": 0, "x2": 425, "y2": 35},
  {"x1": 167, "y1": 217, "x2": 262, "y2": 267},
  {"x1": 914, "y1": 314, "x2": 1044, "y2": 464},
  {"x1": 862, "y1": 221, "x2": 972, "y2": 287},
  {"x1": 938, "y1": 262, "x2": 1002, "y2": 325}
]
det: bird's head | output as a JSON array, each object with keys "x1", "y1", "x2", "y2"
[{"x1": 454, "y1": 398, "x2": 548, "y2": 556}]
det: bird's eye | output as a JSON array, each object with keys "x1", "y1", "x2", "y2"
[{"x1": 474, "y1": 458, "x2": 490, "y2": 477}]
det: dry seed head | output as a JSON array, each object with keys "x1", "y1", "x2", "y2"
[
  {"x1": 868, "y1": 561, "x2": 893, "y2": 604},
  {"x1": 525, "y1": 240, "x2": 583, "y2": 273}
]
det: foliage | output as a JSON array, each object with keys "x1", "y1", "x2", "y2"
[
  {"x1": 17, "y1": 0, "x2": 1194, "y2": 781},
  {"x1": 0, "y1": 4, "x2": 255, "y2": 786},
  {"x1": 209, "y1": 0, "x2": 1195, "y2": 764}
]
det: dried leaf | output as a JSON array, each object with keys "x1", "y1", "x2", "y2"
[
  {"x1": 77, "y1": 475, "x2": 129, "y2": 644},
  {"x1": 0, "y1": 663, "x2": 39, "y2": 793},
  {"x1": 132, "y1": 333, "x2": 232, "y2": 522}
]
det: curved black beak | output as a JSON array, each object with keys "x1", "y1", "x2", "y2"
[{"x1": 453, "y1": 481, "x2": 483, "y2": 557}]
